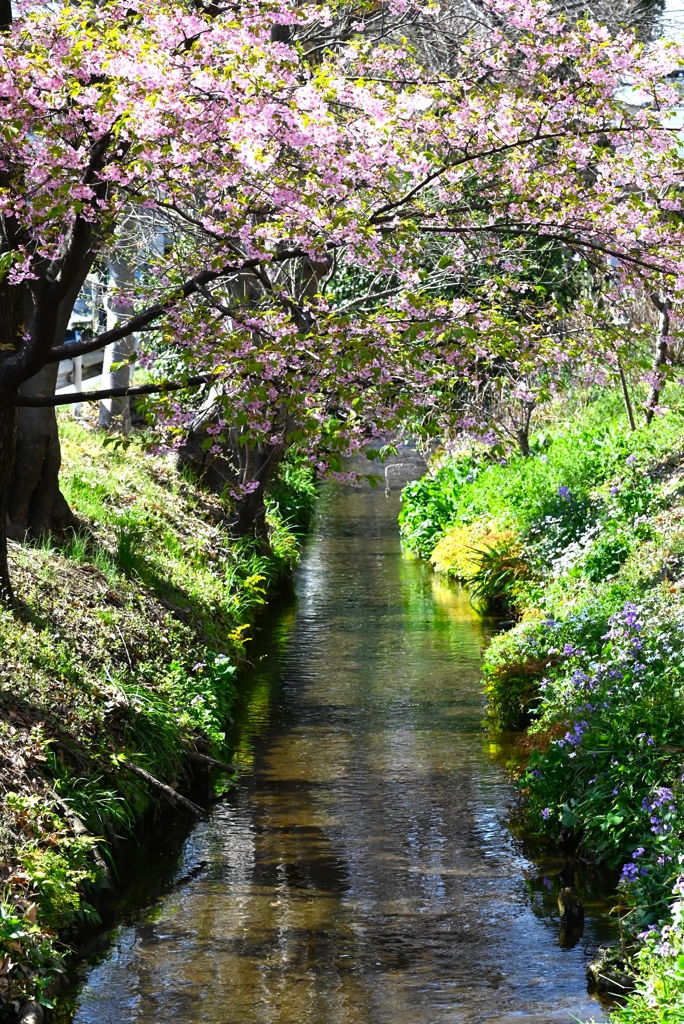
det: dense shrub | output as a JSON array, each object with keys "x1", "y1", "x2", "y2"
[{"x1": 430, "y1": 523, "x2": 514, "y2": 580}]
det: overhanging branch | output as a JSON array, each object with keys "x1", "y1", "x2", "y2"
[
  {"x1": 46, "y1": 269, "x2": 231, "y2": 364},
  {"x1": 47, "y1": 248, "x2": 311, "y2": 364},
  {"x1": 14, "y1": 375, "x2": 215, "y2": 408}
]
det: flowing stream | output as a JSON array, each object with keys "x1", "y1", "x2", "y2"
[{"x1": 70, "y1": 467, "x2": 617, "y2": 1024}]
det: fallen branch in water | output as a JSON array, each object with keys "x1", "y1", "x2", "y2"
[
  {"x1": 187, "y1": 750, "x2": 237, "y2": 772},
  {"x1": 123, "y1": 761, "x2": 205, "y2": 818}
]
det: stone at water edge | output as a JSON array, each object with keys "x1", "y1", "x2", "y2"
[
  {"x1": 586, "y1": 949, "x2": 636, "y2": 997},
  {"x1": 17, "y1": 1001, "x2": 43, "y2": 1024}
]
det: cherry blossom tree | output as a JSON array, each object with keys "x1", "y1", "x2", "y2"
[{"x1": 2, "y1": 0, "x2": 684, "y2": 599}]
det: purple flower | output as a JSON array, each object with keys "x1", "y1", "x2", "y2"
[
  {"x1": 541, "y1": 807, "x2": 551, "y2": 820},
  {"x1": 621, "y1": 862, "x2": 638, "y2": 883},
  {"x1": 557, "y1": 485, "x2": 571, "y2": 500},
  {"x1": 632, "y1": 847, "x2": 645, "y2": 859},
  {"x1": 626, "y1": 454, "x2": 637, "y2": 466},
  {"x1": 610, "y1": 484, "x2": 620, "y2": 496}
]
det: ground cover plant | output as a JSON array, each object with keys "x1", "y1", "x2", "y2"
[
  {"x1": 0, "y1": 411, "x2": 314, "y2": 1012},
  {"x1": 401, "y1": 391, "x2": 684, "y2": 1021}
]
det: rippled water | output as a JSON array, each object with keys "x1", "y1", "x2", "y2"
[{"x1": 71, "y1": 472, "x2": 615, "y2": 1024}]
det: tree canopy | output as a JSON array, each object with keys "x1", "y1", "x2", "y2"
[{"x1": 1, "y1": 0, "x2": 684, "y2": 593}]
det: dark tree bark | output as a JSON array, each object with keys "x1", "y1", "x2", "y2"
[
  {"x1": 516, "y1": 426, "x2": 530, "y2": 458},
  {"x1": 8, "y1": 365, "x2": 79, "y2": 540},
  {"x1": 176, "y1": 400, "x2": 284, "y2": 544},
  {"x1": 515, "y1": 400, "x2": 535, "y2": 457},
  {"x1": 0, "y1": 274, "x2": 30, "y2": 601},
  {"x1": 231, "y1": 441, "x2": 285, "y2": 542},
  {"x1": 645, "y1": 292, "x2": 670, "y2": 426},
  {"x1": 617, "y1": 354, "x2": 636, "y2": 431},
  {"x1": 7, "y1": 265, "x2": 94, "y2": 541},
  {"x1": 0, "y1": 403, "x2": 17, "y2": 602}
]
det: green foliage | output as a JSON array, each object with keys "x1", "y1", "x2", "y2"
[
  {"x1": 265, "y1": 455, "x2": 318, "y2": 537},
  {"x1": 483, "y1": 622, "x2": 556, "y2": 729},
  {"x1": 5, "y1": 794, "x2": 102, "y2": 929},
  {"x1": 0, "y1": 899, "x2": 64, "y2": 1007},
  {"x1": 400, "y1": 396, "x2": 684, "y2": 579},
  {"x1": 399, "y1": 455, "x2": 480, "y2": 556},
  {"x1": 516, "y1": 596, "x2": 684, "y2": 924},
  {"x1": 402, "y1": 394, "x2": 684, "y2": 1024},
  {"x1": 116, "y1": 524, "x2": 145, "y2": 577},
  {"x1": 466, "y1": 537, "x2": 533, "y2": 611},
  {"x1": 607, "y1": 893, "x2": 684, "y2": 1023}
]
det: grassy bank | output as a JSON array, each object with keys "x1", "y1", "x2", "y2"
[
  {"x1": 400, "y1": 394, "x2": 684, "y2": 1022},
  {"x1": 0, "y1": 416, "x2": 315, "y2": 1015}
]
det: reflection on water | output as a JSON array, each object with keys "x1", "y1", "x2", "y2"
[{"x1": 71, "y1": 476, "x2": 615, "y2": 1024}]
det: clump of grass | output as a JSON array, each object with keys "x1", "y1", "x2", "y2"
[
  {"x1": 465, "y1": 537, "x2": 533, "y2": 612},
  {"x1": 116, "y1": 525, "x2": 145, "y2": 578}
]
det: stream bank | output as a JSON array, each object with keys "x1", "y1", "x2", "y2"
[
  {"x1": 400, "y1": 397, "x2": 684, "y2": 1019},
  {"x1": 63, "y1": 467, "x2": 616, "y2": 1024},
  {"x1": 0, "y1": 418, "x2": 316, "y2": 1016}
]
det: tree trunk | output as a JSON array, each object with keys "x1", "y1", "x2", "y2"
[
  {"x1": 7, "y1": 365, "x2": 79, "y2": 540},
  {"x1": 99, "y1": 258, "x2": 136, "y2": 432},
  {"x1": 0, "y1": 402, "x2": 17, "y2": 602},
  {"x1": 645, "y1": 293, "x2": 670, "y2": 426},
  {"x1": 617, "y1": 355, "x2": 636, "y2": 431},
  {"x1": 176, "y1": 400, "x2": 284, "y2": 544},
  {"x1": 515, "y1": 400, "x2": 535, "y2": 457},
  {"x1": 232, "y1": 441, "x2": 285, "y2": 543},
  {"x1": 7, "y1": 266, "x2": 93, "y2": 541},
  {"x1": 0, "y1": 271, "x2": 30, "y2": 601},
  {"x1": 516, "y1": 427, "x2": 530, "y2": 458}
]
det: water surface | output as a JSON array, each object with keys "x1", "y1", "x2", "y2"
[{"x1": 72, "y1": 475, "x2": 614, "y2": 1024}]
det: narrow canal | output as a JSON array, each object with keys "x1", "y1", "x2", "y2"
[{"x1": 71, "y1": 469, "x2": 616, "y2": 1023}]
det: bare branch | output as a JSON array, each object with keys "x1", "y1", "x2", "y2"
[{"x1": 14, "y1": 374, "x2": 215, "y2": 408}]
